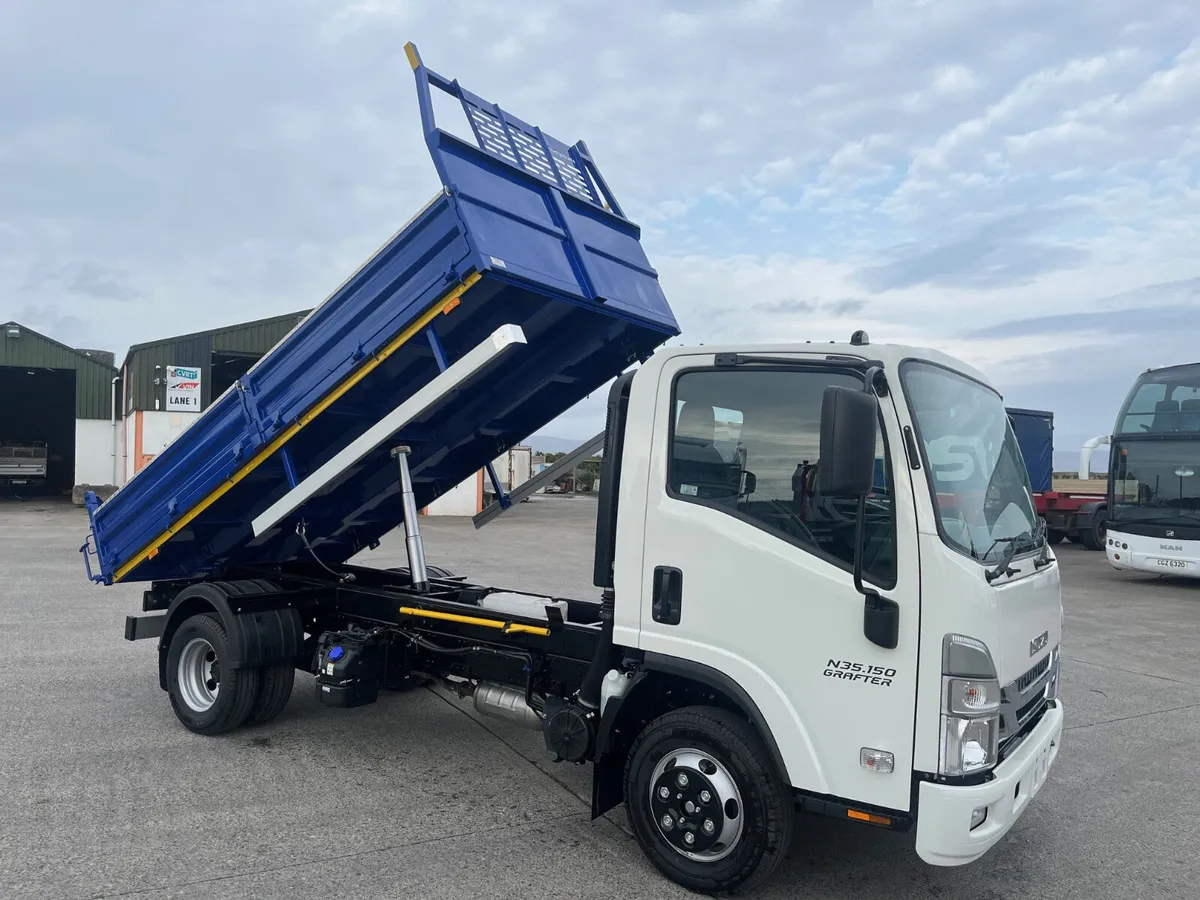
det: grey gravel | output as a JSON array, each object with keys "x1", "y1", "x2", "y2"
[{"x1": 2, "y1": 496, "x2": 1197, "y2": 899}]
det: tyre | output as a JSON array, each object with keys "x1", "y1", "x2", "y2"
[
  {"x1": 166, "y1": 613, "x2": 261, "y2": 735},
  {"x1": 1080, "y1": 512, "x2": 1107, "y2": 551},
  {"x1": 246, "y1": 664, "x2": 295, "y2": 726},
  {"x1": 624, "y1": 706, "x2": 793, "y2": 894},
  {"x1": 215, "y1": 580, "x2": 295, "y2": 726},
  {"x1": 1046, "y1": 529, "x2": 1065, "y2": 545}
]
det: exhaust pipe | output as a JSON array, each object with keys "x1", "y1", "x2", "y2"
[{"x1": 471, "y1": 682, "x2": 541, "y2": 730}]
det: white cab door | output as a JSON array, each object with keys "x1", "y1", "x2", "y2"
[{"x1": 635, "y1": 354, "x2": 922, "y2": 812}]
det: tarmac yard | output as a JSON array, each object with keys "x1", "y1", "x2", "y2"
[{"x1": 2, "y1": 497, "x2": 1197, "y2": 900}]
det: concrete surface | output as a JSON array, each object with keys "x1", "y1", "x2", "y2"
[{"x1": 2, "y1": 496, "x2": 1198, "y2": 899}]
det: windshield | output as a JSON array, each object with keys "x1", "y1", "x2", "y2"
[
  {"x1": 1112, "y1": 440, "x2": 1200, "y2": 524},
  {"x1": 902, "y1": 361, "x2": 1039, "y2": 562},
  {"x1": 1116, "y1": 363, "x2": 1200, "y2": 435}
]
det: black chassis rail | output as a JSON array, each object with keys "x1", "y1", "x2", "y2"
[{"x1": 127, "y1": 563, "x2": 601, "y2": 701}]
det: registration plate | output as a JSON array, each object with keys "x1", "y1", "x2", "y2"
[{"x1": 1155, "y1": 558, "x2": 1189, "y2": 570}]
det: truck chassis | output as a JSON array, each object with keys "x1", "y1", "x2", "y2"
[{"x1": 125, "y1": 561, "x2": 822, "y2": 893}]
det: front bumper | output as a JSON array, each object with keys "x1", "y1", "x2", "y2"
[
  {"x1": 915, "y1": 701, "x2": 1063, "y2": 866},
  {"x1": 1106, "y1": 544, "x2": 1196, "y2": 575}
]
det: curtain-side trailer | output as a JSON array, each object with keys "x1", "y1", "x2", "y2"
[
  {"x1": 83, "y1": 46, "x2": 1064, "y2": 894},
  {"x1": 1007, "y1": 408, "x2": 1107, "y2": 549}
]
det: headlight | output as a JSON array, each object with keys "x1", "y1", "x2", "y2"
[
  {"x1": 940, "y1": 634, "x2": 1001, "y2": 777},
  {"x1": 945, "y1": 678, "x2": 1001, "y2": 715},
  {"x1": 940, "y1": 713, "x2": 999, "y2": 776}
]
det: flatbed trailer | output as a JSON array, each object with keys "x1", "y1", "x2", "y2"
[{"x1": 87, "y1": 46, "x2": 1064, "y2": 895}]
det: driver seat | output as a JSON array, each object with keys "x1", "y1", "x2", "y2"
[{"x1": 672, "y1": 402, "x2": 734, "y2": 497}]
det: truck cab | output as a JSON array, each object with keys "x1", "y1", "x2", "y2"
[{"x1": 596, "y1": 334, "x2": 1062, "y2": 881}]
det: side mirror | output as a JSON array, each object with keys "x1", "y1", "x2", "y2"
[
  {"x1": 741, "y1": 471, "x2": 757, "y2": 495},
  {"x1": 818, "y1": 387, "x2": 879, "y2": 497},
  {"x1": 819, "y1": 384, "x2": 898, "y2": 651}
]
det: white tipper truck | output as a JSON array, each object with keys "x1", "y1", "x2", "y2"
[
  {"x1": 118, "y1": 330, "x2": 1064, "y2": 893},
  {"x1": 100, "y1": 40, "x2": 1063, "y2": 895}
]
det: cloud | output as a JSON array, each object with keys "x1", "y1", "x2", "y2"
[
  {"x1": 0, "y1": 0, "x2": 1197, "y2": 449},
  {"x1": 858, "y1": 207, "x2": 1093, "y2": 290}
]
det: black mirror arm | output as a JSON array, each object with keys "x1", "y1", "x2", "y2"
[
  {"x1": 851, "y1": 409, "x2": 899, "y2": 651},
  {"x1": 851, "y1": 494, "x2": 873, "y2": 599}
]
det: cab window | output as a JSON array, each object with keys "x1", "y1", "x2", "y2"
[{"x1": 668, "y1": 367, "x2": 896, "y2": 587}]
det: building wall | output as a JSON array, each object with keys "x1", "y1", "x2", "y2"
[
  {"x1": 423, "y1": 470, "x2": 484, "y2": 516},
  {"x1": 74, "y1": 419, "x2": 117, "y2": 487},
  {"x1": 422, "y1": 447, "x2": 535, "y2": 516},
  {"x1": 124, "y1": 415, "x2": 136, "y2": 482},
  {"x1": 124, "y1": 335, "x2": 211, "y2": 413},
  {"x1": 133, "y1": 410, "x2": 201, "y2": 475},
  {"x1": 124, "y1": 311, "x2": 309, "y2": 412}
]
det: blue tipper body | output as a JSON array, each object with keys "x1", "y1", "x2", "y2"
[
  {"x1": 80, "y1": 43, "x2": 680, "y2": 586},
  {"x1": 1006, "y1": 407, "x2": 1054, "y2": 493}
]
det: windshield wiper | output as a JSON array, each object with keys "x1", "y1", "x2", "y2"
[
  {"x1": 983, "y1": 534, "x2": 1037, "y2": 583},
  {"x1": 1033, "y1": 519, "x2": 1055, "y2": 569}
]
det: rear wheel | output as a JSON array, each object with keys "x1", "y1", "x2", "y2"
[
  {"x1": 166, "y1": 613, "x2": 261, "y2": 735},
  {"x1": 624, "y1": 706, "x2": 793, "y2": 894},
  {"x1": 218, "y1": 580, "x2": 295, "y2": 725},
  {"x1": 246, "y1": 664, "x2": 295, "y2": 725},
  {"x1": 1081, "y1": 511, "x2": 1107, "y2": 550}
]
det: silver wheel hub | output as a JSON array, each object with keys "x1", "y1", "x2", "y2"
[
  {"x1": 649, "y1": 749, "x2": 744, "y2": 863},
  {"x1": 178, "y1": 637, "x2": 220, "y2": 712}
]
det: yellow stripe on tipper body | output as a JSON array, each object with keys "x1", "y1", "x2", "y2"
[
  {"x1": 398, "y1": 606, "x2": 551, "y2": 637},
  {"x1": 112, "y1": 273, "x2": 481, "y2": 583}
]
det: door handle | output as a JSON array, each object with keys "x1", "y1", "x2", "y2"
[{"x1": 652, "y1": 566, "x2": 683, "y2": 625}]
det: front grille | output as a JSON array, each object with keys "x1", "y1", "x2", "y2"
[
  {"x1": 997, "y1": 650, "x2": 1058, "y2": 757},
  {"x1": 1016, "y1": 656, "x2": 1050, "y2": 693},
  {"x1": 1016, "y1": 693, "x2": 1044, "y2": 723}
]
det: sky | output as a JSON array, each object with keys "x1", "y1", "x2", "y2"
[{"x1": 2, "y1": 0, "x2": 1198, "y2": 468}]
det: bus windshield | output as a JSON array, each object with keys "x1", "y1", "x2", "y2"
[
  {"x1": 902, "y1": 361, "x2": 1039, "y2": 563},
  {"x1": 1116, "y1": 363, "x2": 1200, "y2": 435},
  {"x1": 1112, "y1": 441, "x2": 1200, "y2": 524}
]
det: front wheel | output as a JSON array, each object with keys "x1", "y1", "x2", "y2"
[
  {"x1": 624, "y1": 706, "x2": 793, "y2": 894},
  {"x1": 1046, "y1": 529, "x2": 1066, "y2": 545}
]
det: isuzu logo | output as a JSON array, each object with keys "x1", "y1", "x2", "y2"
[{"x1": 1030, "y1": 631, "x2": 1049, "y2": 656}]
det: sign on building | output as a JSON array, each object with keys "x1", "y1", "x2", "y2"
[{"x1": 166, "y1": 365, "x2": 202, "y2": 410}]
